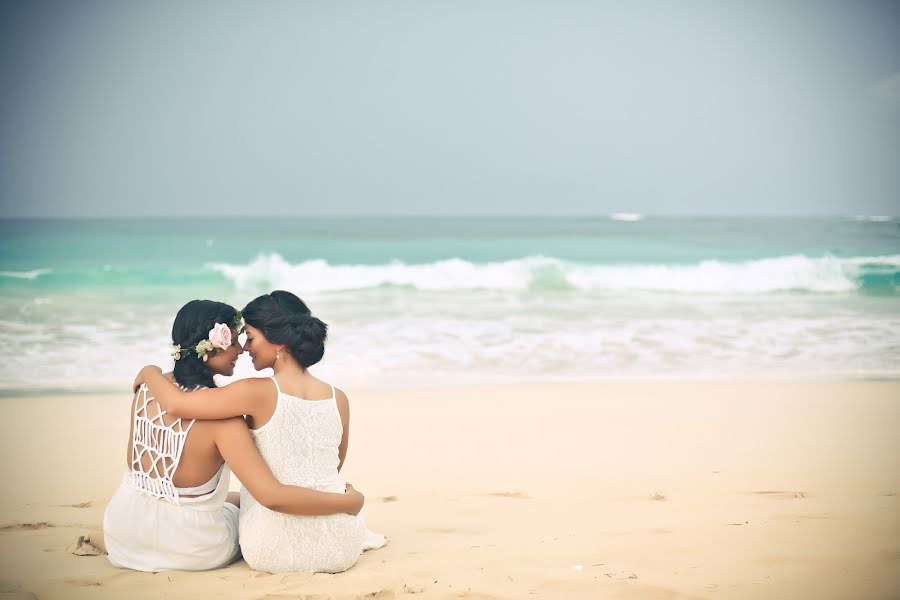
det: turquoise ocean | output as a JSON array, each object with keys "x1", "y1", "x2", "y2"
[{"x1": 1, "y1": 215, "x2": 898, "y2": 392}]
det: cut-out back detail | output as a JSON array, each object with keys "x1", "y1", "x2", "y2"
[
  {"x1": 130, "y1": 383, "x2": 205, "y2": 503},
  {"x1": 104, "y1": 384, "x2": 240, "y2": 572}
]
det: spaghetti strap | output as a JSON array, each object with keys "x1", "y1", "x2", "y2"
[
  {"x1": 270, "y1": 376, "x2": 282, "y2": 396},
  {"x1": 330, "y1": 384, "x2": 336, "y2": 400}
]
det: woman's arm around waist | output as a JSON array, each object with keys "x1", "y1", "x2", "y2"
[{"x1": 214, "y1": 417, "x2": 363, "y2": 516}]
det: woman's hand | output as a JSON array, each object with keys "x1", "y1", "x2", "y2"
[
  {"x1": 344, "y1": 483, "x2": 364, "y2": 516},
  {"x1": 133, "y1": 365, "x2": 163, "y2": 393}
]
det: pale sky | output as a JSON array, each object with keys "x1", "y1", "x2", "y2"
[{"x1": 1, "y1": 1, "x2": 898, "y2": 217}]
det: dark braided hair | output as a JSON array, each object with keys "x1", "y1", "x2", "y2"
[
  {"x1": 171, "y1": 300, "x2": 238, "y2": 389},
  {"x1": 242, "y1": 291, "x2": 327, "y2": 368}
]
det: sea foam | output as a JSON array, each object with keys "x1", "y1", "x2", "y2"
[
  {"x1": 0, "y1": 268, "x2": 52, "y2": 280},
  {"x1": 207, "y1": 253, "x2": 899, "y2": 294},
  {"x1": 608, "y1": 213, "x2": 645, "y2": 222}
]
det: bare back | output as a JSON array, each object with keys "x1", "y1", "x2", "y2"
[{"x1": 126, "y1": 373, "x2": 225, "y2": 491}]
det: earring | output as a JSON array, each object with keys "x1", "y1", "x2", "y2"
[{"x1": 276, "y1": 350, "x2": 280, "y2": 361}]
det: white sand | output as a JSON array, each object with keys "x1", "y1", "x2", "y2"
[{"x1": 0, "y1": 380, "x2": 898, "y2": 599}]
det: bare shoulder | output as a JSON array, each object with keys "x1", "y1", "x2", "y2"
[
  {"x1": 132, "y1": 370, "x2": 174, "y2": 394},
  {"x1": 334, "y1": 386, "x2": 349, "y2": 407}
]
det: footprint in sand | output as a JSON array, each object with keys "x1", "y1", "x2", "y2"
[
  {"x1": 599, "y1": 569, "x2": 640, "y2": 582},
  {"x1": 360, "y1": 591, "x2": 396, "y2": 599},
  {"x1": 61, "y1": 500, "x2": 95, "y2": 508},
  {"x1": 66, "y1": 578, "x2": 102, "y2": 587},
  {"x1": 0, "y1": 522, "x2": 55, "y2": 532},
  {"x1": 485, "y1": 491, "x2": 530, "y2": 499},
  {"x1": 381, "y1": 496, "x2": 399, "y2": 503},
  {"x1": 752, "y1": 490, "x2": 808, "y2": 500}
]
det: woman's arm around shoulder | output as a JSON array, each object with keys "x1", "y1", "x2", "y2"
[
  {"x1": 213, "y1": 416, "x2": 364, "y2": 516},
  {"x1": 135, "y1": 365, "x2": 274, "y2": 422}
]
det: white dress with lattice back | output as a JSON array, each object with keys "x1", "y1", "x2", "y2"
[
  {"x1": 239, "y1": 377, "x2": 371, "y2": 573},
  {"x1": 103, "y1": 383, "x2": 240, "y2": 572}
]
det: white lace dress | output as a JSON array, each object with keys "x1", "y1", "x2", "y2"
[{"x1": 239, "y1": 377, "x2": 368, "y2": 573}]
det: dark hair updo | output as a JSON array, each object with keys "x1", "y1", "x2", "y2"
[
  {"x1": 171, "y1": 299, "x2": 238, "y2": 389},
  {"x1": 242, "y1": 290, "x2": 328, "y2": 368}
]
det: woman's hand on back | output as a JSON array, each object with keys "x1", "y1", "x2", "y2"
[
  {"x1": 344, "y1": 483, "x2": 364, "y2": 515},
  {"x1": 133, "y1": 365, "x2": 163, "y2": 393}
]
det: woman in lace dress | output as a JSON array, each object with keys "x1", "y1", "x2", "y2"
[
  {"x1": 137, "y1": 291, "x2": 384, "y2": 573},
  {"x1": 102, "y1": 300, "x2": 364, "y2": 572}
]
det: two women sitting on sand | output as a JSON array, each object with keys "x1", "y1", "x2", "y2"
[{"x1": 96, "y1": 291, "x2": 384, "y2": 572}]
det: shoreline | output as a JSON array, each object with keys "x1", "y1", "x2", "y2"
[
  {"x1": 1, "y1": 379, "x2": 898, "y2": 599},
  {"x1": 4, "y1": 371, "x2": 900, "y2": 398}
]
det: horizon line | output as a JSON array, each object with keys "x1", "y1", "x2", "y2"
[{"x1": 1, "y1": 213, "x2": 897, "y2": 220}]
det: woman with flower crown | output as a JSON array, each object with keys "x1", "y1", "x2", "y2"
[
  {"x1": 136, "y1": 291, "x2": 385, "y2": 573},
  {"x1": 100, "y1": 299, "x2": 366, "y2": 572}
]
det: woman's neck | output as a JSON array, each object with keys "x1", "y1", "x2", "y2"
[{"x1": 273, "y1": 360, "x2": 305, "y2": 378}]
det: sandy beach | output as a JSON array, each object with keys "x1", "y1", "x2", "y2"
[{"x1": 0, "y1": 379, "x2": 898, "y2": 599}]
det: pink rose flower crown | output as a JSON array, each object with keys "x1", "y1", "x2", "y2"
[{"x1": 171, "y1": 311, "x2": 245, "y2": 362}]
